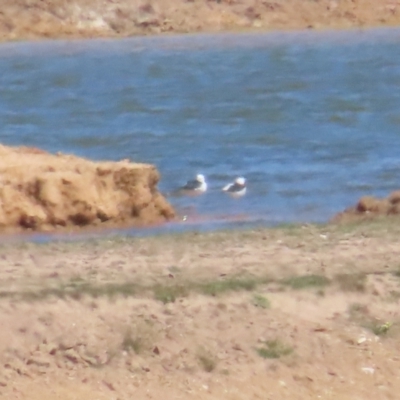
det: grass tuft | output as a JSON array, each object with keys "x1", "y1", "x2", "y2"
[
  {"x1": 198, "y1": 276, "x2": 269, "y2": 297},
  {"x1": 367, "y1": 321, "x2": 393, "y2": 336},
  {"x1": 153, "y1": 284, "x2": 188, "y2": 304},
  {"x1": 256, "y1": 339, "x2": 293, "y2": 359},
  {"x1": 281, "y1": 274, "x2": 330, "y2": 290},
  {"x1": 19, "y1": 281, "x2": 138, "y2": 302},
  {"x1": 121, "y1": 329, "x2": 143, "y2": 354},
  {"x1": 335, "y1": 273, "x2": 366, "y2": 292},
  {"x1": 348, "y1": 303, "x2": 393, "y2": 336},
  {"x1": 197, "y1": 349, "x2": 217, "y2": 372},
  {"x1": 252, "y1": 294, "x2": 271, "y2": 309}
]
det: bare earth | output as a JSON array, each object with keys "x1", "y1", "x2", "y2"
[
  {"x1": 0, "y1": 0, "x2": 400, "y2": 42},
  {"x1": 1, "y1": 219, "x2": 400, "y2": 399}
]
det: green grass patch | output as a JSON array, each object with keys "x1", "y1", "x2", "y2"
[
  {"x1": 197, "y1": 278, "x2": 257, "y2": 296},
  {"x1": 252, "y1": 294, "x2": 271, "y2": 309},
  {"x1": 364, "y1": 321, "x2": 393, "y2": 336},
  {"x1": 348, "y1": 303, "x2": 393, "y2": 337},
  {"x1": 0, "y1": 272, "x2": 333, "y2": 304},
  {"x1": 256, "y1": 339, "x2": 293, "y2": 359},
  {"x1": 0, "y1": 274, "x2": 272, "y2": 303},
  {"x1": 197, "y1": 276, "x2": 264, "y2": 296},
  {"x1": 153, "y1": 284, "x2": 189, "y2": 304},
  {"x1": 281, "y1": 274, "x2": 331, "y2": 290}
]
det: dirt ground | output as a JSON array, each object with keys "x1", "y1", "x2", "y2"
[
  {"x1": 1, "y1": 218, "x2": 400, "y2": 399},
  {"x1": 0, "y1": 0, "x2": 400, "y2": 42}
]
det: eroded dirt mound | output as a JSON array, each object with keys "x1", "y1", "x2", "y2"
[
  {"x1": 0, "y1": 144, "x2": 175, "y2": 232},
  {"x1": 332, "y1": 190, "x2": 400, "y2": 223},
  {"x1": 0, "y1": 0, "x2": 399, "y2": 42}
]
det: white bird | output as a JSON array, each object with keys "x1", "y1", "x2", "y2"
[
  {"x1": 179, "y1": 174, "x2": 207, "y2": 195},
  {"x1": 222, "y1": 177, "x2": 246, "y2": 197}
]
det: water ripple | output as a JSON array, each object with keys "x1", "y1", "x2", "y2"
[{"x1": 1, "y1": 28, "x2": 400, "y2": 226}]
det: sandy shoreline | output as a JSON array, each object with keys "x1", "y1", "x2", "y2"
[
  {"x1": 2, "y1": 219, "x2": 400, "y2": 399},
  {"x1": 0, "y1": 0, "x2": 399, "y2": 43}
]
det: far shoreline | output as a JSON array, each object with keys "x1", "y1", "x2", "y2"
[
  {"x1": 0, "y1": 215, "x2": 399, "y2": 250},
  {"x1": 1, "y1": 24, "x2": 400, "y2": 48},
  {"x1": 0, "y1": 0, "x2": 400, "y2": 46},
  {"x1": 0, "y1": 211, "x2": 398, "y2": 247}
]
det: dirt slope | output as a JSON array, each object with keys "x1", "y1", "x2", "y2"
[{"x1": 0, "y1": 144, "x2": 175, "y2": 232}]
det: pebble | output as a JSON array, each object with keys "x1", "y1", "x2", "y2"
[{"x1": 361, "y1": 367, "x2": 375, "y2": 375}]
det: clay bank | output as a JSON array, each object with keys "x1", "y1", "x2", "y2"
[
  {"x1": 332, "y1": 190, "x2": 400, "y2": 224},
  {"x1": 0, "y1": 144, "x2": 175, "y2": 233}
]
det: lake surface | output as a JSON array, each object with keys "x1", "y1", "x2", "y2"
[{"x1": 1, "y1": 27, "x2": 400, "y2": 234}]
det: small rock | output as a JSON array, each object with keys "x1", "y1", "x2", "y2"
[
  {"x1": 5, "y1": 361, "x2": 29, "y2": 377},
  {"x1": 80, "y1": 353, "x2": 99, "y2": 366},
  {"x1": 26, "y1": 357, "x2": 51, "y2": 368},
  {"x1": 361, "y1": 367, "x2": 375, "y2": 375},
  {"x1": 41, "y1": 342, "x2": 58, "y2": 355},
  {"x1": 64, "y1": 349, "x2": 81, "y2": 364},
  {"x1": 58, "y1": 339, "x2": 75, "y2": 351},
  {"x1": 232, "y1": 344, "x2": 243, "y2": 351},
  {"x1": 103, "y1": 380, "x2": 116, "y2": 391}
]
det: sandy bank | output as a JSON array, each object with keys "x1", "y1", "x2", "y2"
[
  {"x1": 1, "y1": 221, "x2": 400, "y2": 399},
  {"x1": 332, "y1": 190, "x2": 400, "y2": 223},
  {"x1": 0, "y1": 0, "x2": 399, "y2": 42},
  {"x1": 0, "y1": 144, "x2": 175, "y2": 232}
]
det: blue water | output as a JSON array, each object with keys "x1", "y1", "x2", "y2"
[{"x1": 1, "y1": 28, "x2": 400, "y2": 232}]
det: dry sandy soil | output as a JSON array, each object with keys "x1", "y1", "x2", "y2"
[
  {"x1": 0, "y1": 0, "x2": 400, "y2": 42},
  {"x1": 1, "y1": 218, "x2": 400, "y2": 399}
]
